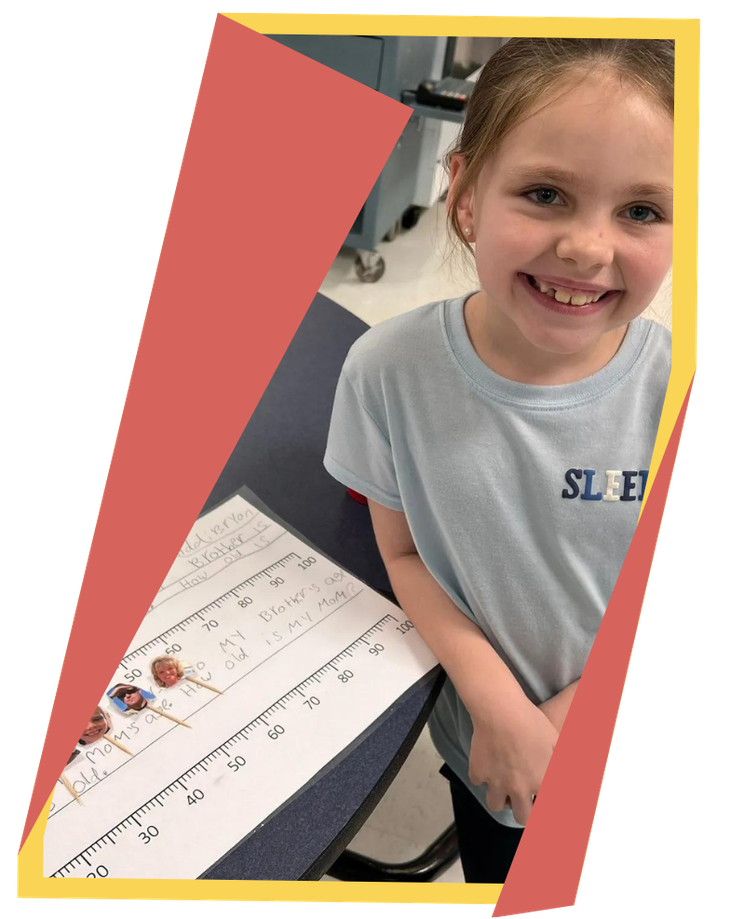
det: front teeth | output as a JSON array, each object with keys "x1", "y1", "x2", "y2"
[{"x1": 534, "y1": 277, "x2": 603, "y2": 306}]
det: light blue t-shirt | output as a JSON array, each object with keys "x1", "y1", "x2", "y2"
[{"x1": 324, "y1": 294, "x2": 670, "y2": 827}]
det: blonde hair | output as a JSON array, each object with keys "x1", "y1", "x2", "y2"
[
  {"x1": 150, "y1": 655, "x2": 186, "y2": 687},
  {"x1": 448, "y1": 38, "x2": 675, "y2": 252}
]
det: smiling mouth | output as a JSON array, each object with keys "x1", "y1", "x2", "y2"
[{"x1": 525, "y1": 274, "x2": 614, "y2": 307}]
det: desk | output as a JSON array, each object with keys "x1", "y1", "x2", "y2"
[{"x1": 199, "y1": 292, "x2": 443, "y2": 880}]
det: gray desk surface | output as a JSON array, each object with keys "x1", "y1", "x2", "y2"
[{"x1": 200, "y1": 293, "x2": 442, "y2": 880}]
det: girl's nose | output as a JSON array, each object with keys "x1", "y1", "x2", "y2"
[{"x1": 555, "y1": 219, "x2": 614, "y2": 271}]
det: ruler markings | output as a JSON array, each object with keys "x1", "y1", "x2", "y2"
[{"x1": 50, "y1": 612, "x2": 403, "y2": 874}]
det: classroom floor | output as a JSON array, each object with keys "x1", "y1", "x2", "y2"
[{"x1": 317, "y1": 201, "x2": 672, "y2": 884}]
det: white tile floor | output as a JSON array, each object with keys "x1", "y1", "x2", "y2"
[
  {"x1": 320, "y1": 201, "x2": 479, "y2": 327},
  {"x1": 316, "y1": 201, "x2": 672, "y2": 884}
]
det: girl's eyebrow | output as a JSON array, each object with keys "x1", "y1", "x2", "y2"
[{"x1": 509, "y1": 166, "x2": 673, "y2": 199}]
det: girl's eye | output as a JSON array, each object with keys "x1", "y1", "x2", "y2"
[
  {"x1": 525, "y1": 187, "x2": 564, "y2": 206},
  {"x1": 623, "y1": 204, "x2": 662, "y2": 224}
]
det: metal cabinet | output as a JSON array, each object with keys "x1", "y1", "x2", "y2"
[{"x1": 267, "y1": 35, "x2": 444, "y2": 281}]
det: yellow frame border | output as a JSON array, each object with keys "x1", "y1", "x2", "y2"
[{"x1": 19, "y1": 13, "x2": 699, "y2": 904}]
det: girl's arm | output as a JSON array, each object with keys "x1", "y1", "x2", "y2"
[
  {"x1": 540, "y1": 680, "x2": 579, "y2": 733},
  {"x1": 369, "y1": 500, "x2": 557, "y2": 826}
]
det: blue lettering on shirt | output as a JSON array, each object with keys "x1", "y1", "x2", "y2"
[
  {"x1": 621, "y1": 471, "x2": 638, "y2": 501},
  {"x1": 581, "y1": 469, "x2": 603, "y2": 501},
  {"x1": 562, "y1": 468, "x2": 650, "y2": 502},
  {"x1": 561, "y1": 468, "x2": 583, "y2": 499}
]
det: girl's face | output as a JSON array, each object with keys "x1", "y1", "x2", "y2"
[{"x1": 456, "y1": 74, "x2": 673, "y2": 367}]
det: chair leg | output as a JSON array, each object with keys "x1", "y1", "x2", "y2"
[{"x1": 326, "y1": 824, "x2": 459, "y2": 882}]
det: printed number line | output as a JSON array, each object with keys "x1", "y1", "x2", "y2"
[
  {"x1": 126, "y1": 544, "x2": 300, "y2": 660},
  {"x1": 50, "y1": 610, "x2": 399, "y2": 874},
  {"x1": 48, "y1": 604, "x2": 399, "y2": 828},
  {"x1": 148, "y1": 528, "x2": 289, "y2": 615},
  {"x1": 48, "y1": 588, "x2": 370, "y2": 821}
]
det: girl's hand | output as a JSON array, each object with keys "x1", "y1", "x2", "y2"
[{"x1": 468, "y1": 698, "x2": 558, "y2": 827}]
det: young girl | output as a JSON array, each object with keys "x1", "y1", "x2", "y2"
[{"x1": 324, "y1": 38, "x2": 673, "y2": 883}]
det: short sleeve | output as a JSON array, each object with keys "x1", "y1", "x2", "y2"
[{"x1": 324, "y1": 368, "x2": 403, "y2": 511}]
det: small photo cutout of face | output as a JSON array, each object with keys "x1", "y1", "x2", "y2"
[
  {"x1": 150, "y1": 655, "x2": 193, "y2": 688},
  {"x1": 107, "y1": 683, "x2": 155, "y2": 713},
  {"x1": 79, "y1": 706, "x2": 113, "y2": 745}
]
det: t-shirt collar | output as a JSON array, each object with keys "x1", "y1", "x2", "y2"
[{"x1": 443, "y1": 291, "x2": 653, "y2": 409}]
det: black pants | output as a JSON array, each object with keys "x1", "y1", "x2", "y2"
[{"x1": 440, "y1": 764, "x2": 523, "y2": 883}]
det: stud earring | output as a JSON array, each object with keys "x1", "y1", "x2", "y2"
[{"x1": 464, "y1": 227, "x2": 472, "y2": 237}]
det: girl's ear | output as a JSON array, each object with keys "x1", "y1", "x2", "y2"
[{"x1": 447, "y1": 154, "x2": 476, "y2": 237}]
